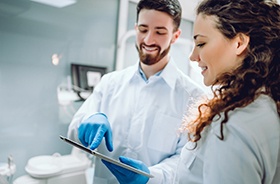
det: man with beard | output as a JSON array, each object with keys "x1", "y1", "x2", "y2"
[{"x1": 67, "y1": 0, "x2": 204, "y2": 183}]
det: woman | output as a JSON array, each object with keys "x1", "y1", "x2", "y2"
[
  {"x1": 175, "y1": 0, "x2": 280, "y2": 183},
  {"x1": 102, "y1": 0, "x2": 280, "y2": 183}
]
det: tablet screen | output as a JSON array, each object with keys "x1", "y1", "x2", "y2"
[{"x1": 59, "y1": 135, "x2": 154, "y2": 178}]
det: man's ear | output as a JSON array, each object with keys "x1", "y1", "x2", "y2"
[
  {"x1": 171, "y1": 28, "x2": 181, "y2": 44},
  {"x1": 235, "y1": 33, "x2": 250, "y2": 55}
]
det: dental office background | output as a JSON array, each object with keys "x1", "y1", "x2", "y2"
[{"x1": 3, "y1": 0, "x2": 270, "y2": 180}]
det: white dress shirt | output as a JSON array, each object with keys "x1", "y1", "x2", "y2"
[{"x1": 68, "y1": 59, "x2": 204, "y2": 184}]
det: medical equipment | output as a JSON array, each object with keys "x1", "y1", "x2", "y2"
[
  {"x1": 13, "y1": 148, "x2": 93, "y2": 184},
  {"x1": 71, "y1": 63, "x2": 107, "y2": 101},
  {"x1": 0, "y1": 155, "x2": 16, "y2": 184}
]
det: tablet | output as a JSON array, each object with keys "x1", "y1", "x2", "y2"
[{"x1": 59, "y1": 135, "x2": 154, "y2": 178}]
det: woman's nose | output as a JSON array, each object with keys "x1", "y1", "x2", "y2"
[{"x1": 189, "y1": 47, "x2": 199, "y2": 62}]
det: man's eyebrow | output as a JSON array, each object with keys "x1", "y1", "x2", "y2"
[
  {"x1": 137, "y1": 24, "x2": 167, "y2": 31},
  {"x1": 154, "y1": 26, "x2": 168, "y2": 30},
  {"x1": 138, "y1": 24, "x2": 148, "y2": 28}
]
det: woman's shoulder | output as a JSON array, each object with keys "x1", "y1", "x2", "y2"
[
  {"x1": 231, "y1": 95, "x2": 278, "y2": 124},
  {"x1": 211, "y1": 94, "x2": 279, "y2": 142}
]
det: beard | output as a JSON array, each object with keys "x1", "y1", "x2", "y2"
[{"x1": 136, "y1": 43, "x2": 171, "y2": 66}]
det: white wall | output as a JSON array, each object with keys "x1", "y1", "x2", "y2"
[{"x1": 0, "y1": 0, "x2": 119, "y2": 179}]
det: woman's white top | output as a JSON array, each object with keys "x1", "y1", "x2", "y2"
[{"x1": 175, "y1": 94, "x2": 280, "y2": 184}]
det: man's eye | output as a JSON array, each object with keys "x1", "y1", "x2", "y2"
[
  {"x1": 157, "y1": 31, "x2": 167, "y2": 35},
  {"x1": 138, "y1": 28, "x2": 147, "y2": 33}
]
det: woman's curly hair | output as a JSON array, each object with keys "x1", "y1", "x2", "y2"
[{"x1": 184, "y1": 0, "x2": 280, "y2": 142}]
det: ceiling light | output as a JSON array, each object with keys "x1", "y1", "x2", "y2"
[{"x1": 30, "y1": 0, "x2": 77, "y2": 8}]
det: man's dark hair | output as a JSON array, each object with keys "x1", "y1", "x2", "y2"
[{"x1": 136, "y1": 0, "x2": 182, "y2": 31}]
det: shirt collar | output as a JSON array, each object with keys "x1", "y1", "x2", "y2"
[
  {"x1": 139, "y1": 66, "x2": 162, "y2": 82},
  {"x1": 129, "y1": 58, "x2": 179, "y2": 89},
  {"x1": 160, "y1": 58, "x2": 180, "y2": 89}
]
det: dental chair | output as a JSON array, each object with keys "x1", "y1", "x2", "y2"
[{"x1": 13, "y1": 147, "x2": 94, "y2": 184}]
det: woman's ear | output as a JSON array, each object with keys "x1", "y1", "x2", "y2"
[{"x1": 235, "y1": 33, "x2": 250, "y2": 55}]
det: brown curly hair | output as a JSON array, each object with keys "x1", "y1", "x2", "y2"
[{"x1": 184, "y1": 0, "x2": 280, "y2": 142}]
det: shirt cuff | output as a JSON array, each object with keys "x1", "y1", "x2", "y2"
[
  {"x1": 81, "y1": 112, "x2": 107, "y2": 122},
  {"x1": 147, "y1": 168, "x2": 163, "y2": 184}
]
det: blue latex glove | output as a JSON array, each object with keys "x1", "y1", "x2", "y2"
[
  {"x1": 102, "y1": 156, "x2": 150, "y2": 184},
  {"x1": 78, "y1": 113, "x2": 113, "y2": 151}
]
